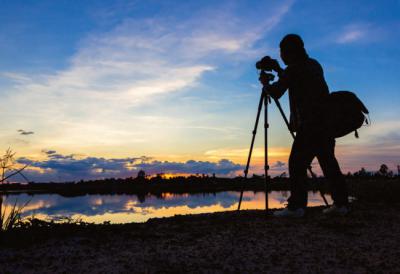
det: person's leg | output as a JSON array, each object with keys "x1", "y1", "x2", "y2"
[
  {"x1": 316, "y1": 138, "x2": 349, "y2": 207},
  {"x1": 287, "y1": 132, "x2": 315, "y2": 209}
]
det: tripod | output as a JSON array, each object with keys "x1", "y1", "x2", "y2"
[{"x1": 237, "y1": 71, "x2": 329, "y2": 212}]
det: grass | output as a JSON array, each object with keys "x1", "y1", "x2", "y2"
[
  {"x1": 0, "y1": 196, "x2": 30, "y2": 232},
  {"x1": 1, "y1": 214, "x2": 96, "y2": 247},
  {"x1": 0, "y1": 148, "x2": 31, "y2": 233}
]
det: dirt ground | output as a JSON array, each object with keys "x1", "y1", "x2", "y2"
[{"x1": 1, "y1": 202, "x2": 400, "y2": 274}]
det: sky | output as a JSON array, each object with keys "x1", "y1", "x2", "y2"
[{"x1": 0, "y1": 0, "x2": 399, "y2": 182}]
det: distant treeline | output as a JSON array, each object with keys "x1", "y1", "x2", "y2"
[
  {"x1": 0, "y1": 165, "x2": 399, "y2": 198},
  {"x1": 345, "y1": 164, "x2": 400, "y2": 178},
  {"x1": 0, "y1": 176, "x2": 282, "y2": 197}
]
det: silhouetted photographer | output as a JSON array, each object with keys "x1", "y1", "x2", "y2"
[{"x1": 259, "y1": 34, "x2": 349, "y2": 217}]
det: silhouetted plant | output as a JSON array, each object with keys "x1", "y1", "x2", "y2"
[
  {"x1": 379, "y1": 164, "x2": 389, "y2": 176},
  {"x1": 375, "y1": 164, "x2": 394, "y2": 177},
  {"x1": 352, "y1": 167, "x2": 370, "y2": 177},
  {"x1": 0, "y1": 148, "x2": 29, "y2": 184},
  {"x1": 0, "y1": 197, "x2": 30, "y2": 232},
  {"x1": 0, "y1": 148, "x2": 15, "y2": 182},
  {"x1": 0, "y1": 148, "x2": 30, "y2": 232},
  {"x1": 136, "y1": 170, "x2": 146, "y2": 181}
]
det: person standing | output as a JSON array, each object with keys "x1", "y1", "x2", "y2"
[{"x1": 259, "y1": 34, "x2": 349, "y2": 217}]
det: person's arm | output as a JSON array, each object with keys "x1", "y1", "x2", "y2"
[{"x1": 259, "y1": 68, "x2": 289, "y2": 99}]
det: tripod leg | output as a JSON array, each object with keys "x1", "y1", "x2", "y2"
[
  {"x1": 305, "y1": 164, "x2": 329, "y2": 206},
  {"x1": 237, "y1": 90, "x2": 264, "y2": 211},
  {"x1": 272, "y1": 98, "x2": 295, "y2": 139},
  {"x1": 264, "y1": 95, "x2": 269, "y2": 212},
  {"x1": 272, "y1": 98, "x2": 329, "y2": 206}
]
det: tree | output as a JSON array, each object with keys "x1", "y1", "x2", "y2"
[
  {"x1": 378, "y1": 164, "x2": 389, "y2": 177},
  {"x1": 136, "y1": 170, "x2": 146, "y2": 179},
  {"x1": 354, "y1": 167, "x2": 368, "y2": 177}
]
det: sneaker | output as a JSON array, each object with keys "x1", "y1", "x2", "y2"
[
  {"x1": 273, "y1": 207, "x2": 305, "y2": 218},
  {"x1": 322, "y1": 205, "x2": 349, "y2": 216}
]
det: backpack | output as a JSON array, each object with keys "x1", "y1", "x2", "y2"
[{"x1": 325, "y1": 91, "x2": 369, "y2": 138}]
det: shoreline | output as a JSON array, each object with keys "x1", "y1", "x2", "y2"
[
  {"x1": 1, "y1": 202, "x2": 399, "y2": 273},
  {"x1": 2, "y1": 177, "x2": 398, "y2": 197}
]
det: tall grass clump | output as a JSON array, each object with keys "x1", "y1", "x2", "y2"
[
  {"x1": 0, "y1": 148, "x2": 29, "y2": 232},
  {"x1": 0, "y1": 197, "x2": 29, "y2": 232}
]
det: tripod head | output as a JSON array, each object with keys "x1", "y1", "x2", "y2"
[{"x1": 259, "y1": 71, "x2": 274, "y2": 104}]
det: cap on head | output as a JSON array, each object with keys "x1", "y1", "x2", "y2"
[{"x1": 279, "y1": 34, "x2": 304, "y2": 51}]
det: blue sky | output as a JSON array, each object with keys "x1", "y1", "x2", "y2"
[{"x1": 0, "y1": 0, "x2": 399, "y2": 181}]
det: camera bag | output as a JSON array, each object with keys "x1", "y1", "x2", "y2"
[{"x1": 325, "y1": 91, "x2": 369, "y2": 138}]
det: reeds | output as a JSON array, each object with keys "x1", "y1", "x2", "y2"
[
  {"x1": 0, "y1": 196, "x2": 30, "y2": 232},
  {"x1": 0, "y1": 148, "x2": 30, "y2": 232}
]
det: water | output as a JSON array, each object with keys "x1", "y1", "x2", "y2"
[{"x1": 1, "y1": 191, "x2": 332, "y2": 224}]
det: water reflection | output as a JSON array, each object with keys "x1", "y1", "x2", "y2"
[{"x1": 0, "y1": 191, "x2": 333, "y2": 224}]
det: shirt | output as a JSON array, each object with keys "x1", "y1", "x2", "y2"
[{"x1": 267, "y1": 57, "x2": 329, "y2": 132}]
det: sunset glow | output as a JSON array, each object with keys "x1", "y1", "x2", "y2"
[{"x1": 0, "y1": 0, "x2": 399, "y2": 182}]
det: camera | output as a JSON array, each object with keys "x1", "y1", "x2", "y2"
[{"x1": 255, "y1": 56, "x2": 275, "y2": 71}]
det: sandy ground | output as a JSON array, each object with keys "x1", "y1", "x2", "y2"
[{"x1": 1, "y1": 202, "x2": 400, "y2": 274}]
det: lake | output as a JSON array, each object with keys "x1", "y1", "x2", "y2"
[{"x1": 1, "y1": 191, "x2": 333, "y2": 224}]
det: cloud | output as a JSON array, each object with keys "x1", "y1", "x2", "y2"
[
  {"x1": 0, "y1": 1, "x2": 293, "y2": 150},
  {"x1": 204, "y1": 147, "x2": 290, "y2": 159},
  {"x1": 337, "y1": 27, "x2": 365, "y2": 44},
  {"x1": 6, "y1": 2, "x2": 292, "y2": 107},
  {"x1": 135, "y1": 159, "x2": 244, "y2": 176},
  {"x1": 2, "y1": 72, "x2": 31, "y2": 84},
  {"x1": 272, "y1": 161, "x2": 286, "y2": 169},
  {"x1": 17, "y1": 129, "x2": 34, "y2": 135},
  {"x1": 335, "y1": 23, "x2": 380, "y2": 44},
  {"x1": 16, "y1": 150, "x2": 244, "y2": 182}
]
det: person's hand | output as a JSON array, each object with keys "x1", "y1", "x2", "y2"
[{"x1": 259, "y1": 72, "x2": 271, "y2": 86}]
